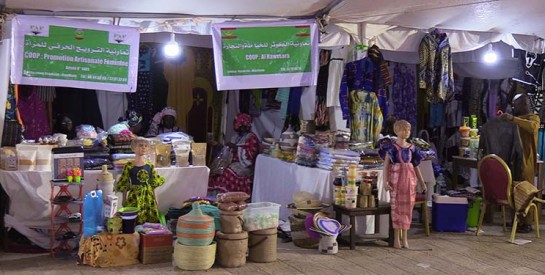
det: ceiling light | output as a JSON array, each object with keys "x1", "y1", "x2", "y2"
[
  {"x1": 483, "y1": 44, "x2": 497, "y2": 64},
  {"x1": 163, "y1": 32, "x2": 181, "y2": 58}
]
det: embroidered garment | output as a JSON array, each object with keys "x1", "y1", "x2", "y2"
[
  {"x1": 18, "y1": 85, "x2": 51, "y2": 140},
  {"x1": 379, "y1": 142, "x2": 422, "y2": 230}
]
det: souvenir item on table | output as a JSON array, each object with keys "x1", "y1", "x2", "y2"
[
  {"x1": 243, "y1": 202, "x2": 280, "y2": 231},
  {"x1": 279, "y1": 126, "x2": 299, "y2": 150},
  {"x1": 16, "y1": 144, "x2": 37, "y2": 171},
  {"x1": 66, "y1": 169, "x2": 73, "y2": 182},
  {"x1": 334, "y1": 131, "x2": 350, "y2": 150},
  {"x1": 52, "y1": 146, "x2": 84, "y2": 180},
  {"x1": 98, "y1": 164, "x2": 115, "y2": 196},
  {"x1": 172, "y1": 139, "x2": 191, "y2": 167},
  {"x1": 295, "y1": 135, "x2": 318, "y2": 167},
  {"x1": 248, "y1": 228, "x2": 278, "y2": 263},
  {"x1": 191, "y1": 143, "x2": 207, "y2": 166},
  {"x1": 0, "y1": 147, "x2": 17, "y2": 171},
  {"x1": 154, "y1": 143, "x2": 172, "y2": 167},
  {"x1": 216, "y1": 231, "x2": 248, "y2": 268},
  {"x1": 76, "y1": 124, "x2": 98, "y2": 139},
  {"x1": 176, "y1": 202, "x2": 215, "y2": 246},
  {"x1": 317, "y1": 148, "x2": 360, "y2": 171},
  {"x1": 73, "y1": 167, "x2": 82, "y2": 183}
]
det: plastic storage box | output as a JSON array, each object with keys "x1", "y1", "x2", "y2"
[
  {"x1": 432, "y1": 195, "x2": 468, "y2": 232},
  {"x1": 243, "y1": 202, "x2": 280, "y2": 231}
]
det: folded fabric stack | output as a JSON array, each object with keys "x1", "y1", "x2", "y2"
[
  {"x1": 111, "y1": 153, "x2": 135, "y2": 170},
  {"x1": 295, "y1": 135, "x2": 318, "y2": 167},
  {"x1": 83, "y1": 147, "x2": 112, "y2": 170},
  {"x1": 107, "y1": 134, "x2": 136, "y2": 154},
  {"x1": 313, "y1": 131, "x2": 333, "y2": 148},
  {"x1": 316, "y1": 148, "x2": 360, "y2": 171}
]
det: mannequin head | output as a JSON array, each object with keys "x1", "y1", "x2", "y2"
[
  {"x1": 131, "y1": 137, "x2": 150, "y2": 156},
  {"x1": 393, "y1": 120, "x2": 411, "y2": 140}
]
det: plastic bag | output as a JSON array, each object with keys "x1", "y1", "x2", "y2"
[{"x1": 210, "y1": 146, "x2": 233, "y2": 176}]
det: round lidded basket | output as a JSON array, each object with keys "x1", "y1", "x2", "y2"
[
  {"x1": 216, "y1": 231, "x2": 248, "y2": 268},
  {"x1": 176, "y1": 202, "x2": 215, "y2": 246},
  {"x1": 248, "y1": 227, "x2": 278, "y2": 263}
]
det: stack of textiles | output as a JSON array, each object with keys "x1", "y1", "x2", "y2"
[
  {"x1": 83, "y1": 146, "x2": 112, "y2": 170},
  {"x1": 295, "y1": 135, "x2": 318, "y2": 167},
  {"x1": 107, "y1": 134, "x2": 136, "y2": 154},
  {"x1": 316, "y1": 148, "x2": 360, "y2": 171}
]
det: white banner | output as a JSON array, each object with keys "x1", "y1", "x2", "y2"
[
  {"x1": 11, "y1": 15, "x2": 140, "y2": 93},
  {"x1": 212, "y1": 20, "x2": 319, "y2": 91}
]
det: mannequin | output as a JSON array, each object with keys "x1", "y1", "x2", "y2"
[
  {"x1": 114, "y1": 137, "x2": 165, "y2": 224},
  {"x1": 380, "y1": 120, "x2": 427, "y2": 249}
]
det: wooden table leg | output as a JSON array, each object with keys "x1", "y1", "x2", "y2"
[{"x1": 350, "y1": 215, "x2": 356, "y2": 250}]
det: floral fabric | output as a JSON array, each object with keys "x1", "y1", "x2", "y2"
[{"x1": 349, "y1": 90, "x2": 383, "y2": 144}]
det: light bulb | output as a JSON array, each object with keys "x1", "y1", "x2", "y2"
[
  {"x1": 163, "y1": 33, "x2": 181, "y2": 58},
  {"x1": 483, "y1": 44, "x2": 497, "y2": 64}
]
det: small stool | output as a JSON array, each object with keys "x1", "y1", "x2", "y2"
[{"x1": 414, "y1": 193, "x2": 430, "y2": 236}]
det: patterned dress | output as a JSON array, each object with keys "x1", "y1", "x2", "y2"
[
  {"x1": 115, "y1": 162, "x2": 165, "y2": 224},
  {"x1": 349, "y1": 90, "x2": 383, "y2": 144},
  {"x1": 379, "y1": 142, "x2": 423, "y2": 230},
  {"x1": 208, "y1": 132, "x2": 259, "y2": 195}
]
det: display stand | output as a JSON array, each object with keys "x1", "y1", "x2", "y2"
[{"x1": 49, "y1": 180, "x2": 83, "y2": 257}]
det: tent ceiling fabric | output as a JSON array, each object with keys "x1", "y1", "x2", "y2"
[
  {"x1": 5, "y1": 0, "x2": 332, "y2": 17},
  {"x1": 331, "y1": 0, "x2": 545, "y2": 39}
]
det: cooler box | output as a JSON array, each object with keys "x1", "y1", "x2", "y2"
[
  {"x1": 432, "y1": 195, "x2": 468, "y2": 232},
  {"x1": 139, "y1": 233, "x2": 174, "y2": 264}
]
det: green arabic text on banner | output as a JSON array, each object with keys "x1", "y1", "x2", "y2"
[{"x1": 11, "y1": 15, "x2": 139, "y2": 93}]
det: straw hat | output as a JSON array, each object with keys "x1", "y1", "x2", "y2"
[{"x1": 292, "y1": 192, "x2": 324, "y2": 209}]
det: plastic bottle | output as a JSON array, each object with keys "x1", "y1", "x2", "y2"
[{"x1": 435, "y1": 173, "x2": 446, "y2": 194}]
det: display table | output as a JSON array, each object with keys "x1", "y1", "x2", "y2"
[
  {"x1": 252, "y1": 154, "x2": 387, "y2": 235},
  {"x1": 333, "y1": 202, "x2": 393, "y2": 249},
  {"x1": 0, "y1": 166, "x2": 209, "y2": 248}
]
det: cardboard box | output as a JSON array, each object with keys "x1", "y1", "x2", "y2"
[
  {"x1": 432, "y1": 195, "x2": 468, "y2": 232},
  {"x1": 139, "y1": 233, "x2": 173, "y2": 264}
]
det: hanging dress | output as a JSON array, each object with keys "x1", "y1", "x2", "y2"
[{"x1": 380, "y1": 142, "x2": 423, "y2": 230}]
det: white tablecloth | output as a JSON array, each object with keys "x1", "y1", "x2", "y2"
[
  {"x1": 0, "y1": 165, "x2": 210, "y2": 229},
  {"x1": 252, "y1": 155, "x2": 388, "y2": 235}
]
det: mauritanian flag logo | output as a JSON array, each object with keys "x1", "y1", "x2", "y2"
[
  {"x1": 221, "y1": 28, "x2": 237, "y2": 39},
  {"x1": 295, "y1": 25, "x2": 310, "y2": 37}
]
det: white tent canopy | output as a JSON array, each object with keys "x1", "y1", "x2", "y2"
[{"x1": 3, "y1": 0, "x2": 545, "y2": 53}]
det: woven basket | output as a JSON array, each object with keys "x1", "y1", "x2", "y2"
[
  {"x1": 513, "y1": 181, "x2": 539, "y2": 212},
  {"x1": 288, "y1": 216, "x2": 319, "y2": 249},
  {"x1": 248, "y1": 228, "x2": 278, "y2": 263},
  {"x1": 173, "y1": 241, "x2": 216, "y2": 271},
  {"x1": 216, "y1": 231, "x2": 248, "y2": 268}
]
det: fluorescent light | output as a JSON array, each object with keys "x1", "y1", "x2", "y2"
[
  {"x1": 163, "y1": 32, "x2": 181, "y2": 58},
  {"x1": 483, "y1": 44, "x2": 497, "y2": 64}
]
